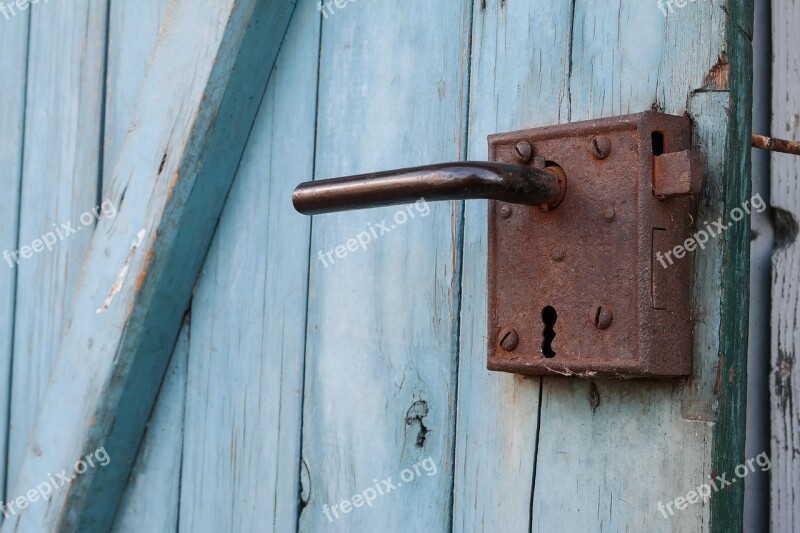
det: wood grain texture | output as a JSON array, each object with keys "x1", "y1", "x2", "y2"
[
  {"x1": 298, "y1": 1, "x2": 471, "y2": 530},
  {"x1": 112, "y1": 321, "x2": 188, "y2": 532},
  {"x1": 0, "y1": 9, "x2": 29, "y2": 508},
  {"x1": 1, "y1": 1, "x2": 296, "y2": 531},
  {"x1": 102, "y1": 0, "x2": 170, "y2": 186},
  {"x1": 454, "y1": 1, "x2": 751, "y2": 531},
  {"x1": 102, "y1": 2, "x2": 179, "y2": 529},
  {"x1": 177, "y1": 2, "x2": 318, "y2": 530},
  {"x1": 711, "y1": 0, "x2": 753, "y2": 530},
  {"x1": 453, "y1": 1, "x2": 571, "y2": 529},
  {"x1": 6, "y1": 0, "x2": 108, "y2": 490},
  {"x1": 770, "y1": 0, "x2": 800, "y2": 530}
]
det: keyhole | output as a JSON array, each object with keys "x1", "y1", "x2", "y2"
[{"x1": 541, "y1": 306, "x2": 557, "y2": 358}]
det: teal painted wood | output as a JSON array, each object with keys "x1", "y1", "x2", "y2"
[
  {"x1": 0, "y1": 10, "x2": 29, "y2": 510},
  {"x1": 456, "y1": 1, "x2": 749, "y2": 532},
  {"x1": 529, "y1": 1, "x2": 738, "y2": 530},
  {"x1": 177, "y1": 2, "x2": 318, "y2": 530},
  {"x1": 102, "y1": 2, "x2": 181, "y2": 529},
  {"x1": 6, "y1": 0, "x2": 108, "y2": 490},
  {"x1": 453, "y1": 1, "x2": 572, "y2": 529},
  {"x1": 112, "y1": 321, "x2": 188, "y2": 532},
  {"x1": 1, "y1": 1, "x2": 296, "y2": 530},
  {"x1": 298, "y1": 1, "x2": 471, "y2": 531},
  {"x1": 102, "y1": 0, "x2": 170, "y2": 186}
]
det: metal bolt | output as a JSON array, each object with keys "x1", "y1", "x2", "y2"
[
  {"x1": 593, "y1": 305, "x2": 613, "y2": 330},
  {"x1": 604, "y1": 207, "x2": 616, "y2": 222},
  {"x1": 551, "y1": 248, "x2": 566, "y2": 262},
  {"x1": 498, "y1": 328, "x2": 519, "y2": 352},
  {"x1": 500, "y1": 205, "x2": 512, "y2": 219},
  {"x1": 591, "y1": 136, "x2": 612, "y2": 160},
  {"x1": 515, "y1": 141, "x2": 533, "y2": 163}
]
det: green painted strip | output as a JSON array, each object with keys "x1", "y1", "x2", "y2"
[{"x1": 711, "y1": 0, "x2": 754, "y2": 531}]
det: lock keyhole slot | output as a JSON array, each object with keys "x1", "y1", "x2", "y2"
[{"x1": 541, "y1": 306, "x2": 558, "y2": 358}]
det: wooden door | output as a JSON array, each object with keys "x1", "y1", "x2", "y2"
[{"x1": 0, "y1": 0, "x2": 754, "y2": 532}]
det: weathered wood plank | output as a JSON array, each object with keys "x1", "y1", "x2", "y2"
[
  {"x1": 177, "y1": 1, "x2": 318, "y2": 530},
  {"x1": 112, "y1": 321, "x2": 188, "y2": 533},
  {"x1": 2, "y1": 1, "x2": 296, "y2": 531},
  {"x1": 770, "y1": 0, "x2": 800, "y2": 530},
  {"x1": 452, "y1": 1, "x2": 572, "y2": 529},
  {"x1": 712, "y1": 1, "x2": 753, "y2": 529},
  {"x1": 0, "y1": 9, "x2": 29, "y2": 507},
  {"x1": 101, "y1": 2, "x2": 180, "y2": 529},
  {"x1": 6, "y1": 0, "x2": 108, "y2": 489},
  {"x1": 454, "y1": 0, "x2": 751, "y2": 531},
  {"x1": 298, "y1": 1, "x2": 471, "y2": 530},
  {"x1": 102, "y1": 0, "x2": 170, "y2": 186}
]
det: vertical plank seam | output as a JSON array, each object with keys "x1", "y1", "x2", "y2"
[
  {"x1": 2, "y1": 8, "x2": 32, "y2": 507},
  {"x1": 295, "y1": 7, "x2": 325, "y2": 531},
  {"x1": 528, "y1": 380, "x2": 544, "y2": 533},
  {"x1": 175, "y1": 313, "x2": 190, "y2": 533},
  {"x1": 566, "y1": 0, "x2": 576, "y2": 122},
  {"x1": 97, "y1": 0, "x2": 112, "y2": 206},
  {"x1": 449, "y1": 0, "x2": 477, "y2": 529}
]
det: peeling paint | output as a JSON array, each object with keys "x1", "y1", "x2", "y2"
[{"x1": 97, "y1": 229, "x2": 146, "y2": 314}]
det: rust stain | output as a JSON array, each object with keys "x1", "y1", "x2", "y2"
[
  {"x1": 135, "y1": 251, "x2": 156, "y2": 292},
  {"x1": 702, "y1": 52, "x2": 729, "y2": 90},
  {"x1": 166, "y1": 170, "x2": 181, "y2": 201}
]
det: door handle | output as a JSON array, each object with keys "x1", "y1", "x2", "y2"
[
  {"x1": 290, "y1": 112, "x2": 703, "y2": 379},
  {"x1": 292, "y1": 161, "x2": 564, "y2": 215}
]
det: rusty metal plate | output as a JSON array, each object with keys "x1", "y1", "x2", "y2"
[{"x1": 487, "y1": 112, "x2": 695, "y2": 378}]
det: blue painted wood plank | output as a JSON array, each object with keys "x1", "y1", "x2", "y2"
[
  {"x1": 112, "y1": 321, "x2": 188, "y2": 533},
  {"x1": 101, "y1": 2, "x2": 181, "y2": 530},
  {"x1": 177, "y1": 1, "x2": 318, "y2": 530},
  {"x1": 6, "y1": 0, "x2": 108, "y2": 490},
  {"x1": 298, "y1": 1, "x2": 471, "y2": 531},
  {"x1": 0, "y1": 9, "x2": 29, "y2": 511},
  {"x1": 102, "y1": 0, "x2": 170, "y2": 187},
  {"x1": 1, "y1": 1, "x2": 296, "y2": 531},
  {"x1": 456, "y1": 1, "x2": 749, "y2": 531},
  {"x1": 523, "y1": 1, "x2": 745, "y2": 531},
  {"x1": 452, "y1": 1, "x2": 572, "y2": 530}
]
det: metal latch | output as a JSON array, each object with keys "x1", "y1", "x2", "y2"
[{"x1": 293, "y1": 111, "x2": 703, "y2": 378}]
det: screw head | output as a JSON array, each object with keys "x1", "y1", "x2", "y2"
[
  {"x1": 551, "y1": 248, "x2": 566, "y2": 262},
  {"x1": 593, "y1": 305, "x2": 613, "y2": 330},
  {"x1": 604, "y1": 207, "x2": 616, "y2": 222},
  {"x1": 498, "y1": 328, "x2": 519, "y2": 352},
  {"x1": 500, "y1": 205, "x2": 512, "y2": 219},
  {"x1": 591, "y1": 136, "x2": 612, "y2": 160},
  {"x1": 515, "y1": 141, "x2": 533, "y2": 163}
]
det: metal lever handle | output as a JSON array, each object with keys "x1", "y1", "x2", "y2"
[{"x1": 292, "y1": 162, "x2": 562, "y2": 215}]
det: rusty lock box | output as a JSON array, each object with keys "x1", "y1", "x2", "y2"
[
  {"x1": 487, "y1": 112, "x2": 702, "y2": 378},
  {"x1": 293, "y1": 111, "x2": 702, "y2": 379}
]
